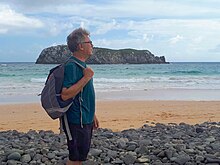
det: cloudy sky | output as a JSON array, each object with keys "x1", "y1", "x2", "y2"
[{"x1": 0, "y1": 0, "x2": 220, "y2": 62}]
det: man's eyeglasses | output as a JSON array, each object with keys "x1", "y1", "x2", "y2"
[{"x1": 81, "y1": 41, "x2": 93, "y2": 45}]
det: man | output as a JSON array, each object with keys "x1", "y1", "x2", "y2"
[{"x1": 61, "y1": 27, "x2": 99, "y2": 165}]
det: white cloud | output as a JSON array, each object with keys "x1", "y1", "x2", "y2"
[
  {"x1": 0, "y1": 5, "x2": 44, "y2": 33},
  {"x1": 0, "y1": 28, "x2": 8, "y2": 34},
  {"x1": 0, "y1": 0, "x2": 84, "y2": 13},
  {"x1": 192, "y1": 36, "x2": 203, "y2": 44},
  {"x1": 169, "y1": 35, "x2": 184, "y2": 44},
  {"x1": 2, "y1": 0, "x2": 220, "y2": 18},
  {"x1": 95, "y1": 39, "x2": 112, "y2": 48},
  {"x1": 95, "y1": 19, "x2": 119, "y2": 35},
  {"x1": 209, "y1": 44, "x2": 220, "y2": 53},
  {"x1": 143, "y1": 34, "x2": 151, "y2": 42}
]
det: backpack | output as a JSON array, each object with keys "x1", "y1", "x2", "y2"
[
  {"x1": 41, "y1": 59, "x2": 84, "y2": 119},
  {"x1": 40, "y1": 59, "x2": 84, "y2": 140}
]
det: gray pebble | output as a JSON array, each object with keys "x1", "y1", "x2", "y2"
[{"x1": 0, "y1": 122, "x2": 219, "y2": 164}]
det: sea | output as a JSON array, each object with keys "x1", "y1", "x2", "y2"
[{"x1": 1, "y1": 62, "x2": 220, "y2": 104}]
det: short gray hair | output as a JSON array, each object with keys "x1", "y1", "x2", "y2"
[{"x1": 66, "y1": 27, "x2": 90, "y2": 53}]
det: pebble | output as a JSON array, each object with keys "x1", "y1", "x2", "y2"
[{"x1": 0, "y1": 122, "x2": 219, "y2": 164}]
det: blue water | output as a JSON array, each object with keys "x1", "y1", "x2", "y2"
[{"x1": 0, "y1": 62, "x2": 220, "y2": 102}]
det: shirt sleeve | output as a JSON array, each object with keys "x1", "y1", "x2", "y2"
[{"x1": 63, "y1": 63, "x2": 79, "y2": 88}]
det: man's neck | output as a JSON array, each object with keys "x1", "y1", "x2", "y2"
[{"x1": 73, "y1": 52, "x2": 86, "y2": 62}]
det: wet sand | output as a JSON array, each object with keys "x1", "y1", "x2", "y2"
[{"x1": 0, "y1": 101, "x2": 219, "y2": 133}]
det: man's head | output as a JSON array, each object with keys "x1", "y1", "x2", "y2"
[{"x1": 67, "y1": 28, "x2": 93, "y2": 57}]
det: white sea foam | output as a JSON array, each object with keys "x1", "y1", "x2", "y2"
[
  {"x1": 0, "y1": 64, "x2": 7, "y2": 67},
  {"x1": 30, "y1": 78, "x2": 46, "y2": 83}
]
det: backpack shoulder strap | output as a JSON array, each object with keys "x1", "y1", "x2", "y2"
[
  {"x1": 66, "y1": 57, "x2": 85, "y2": 69},
  {"x1": 64, "y1": 57, "x2": 85, "y2": 128},
  {"x1": 59, "y1": 114, "x2": 72, "y2": 140}
]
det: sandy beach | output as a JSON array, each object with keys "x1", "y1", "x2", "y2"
[{"x1": 0, "y1": 100, "x2": 219, "y2": 133}]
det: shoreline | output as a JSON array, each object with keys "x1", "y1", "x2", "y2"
[
  {"x1": 0, "y1": 100, "x2": 219, "y2": 133},
  {"x1": 1, "y1": 88, "x2": 220, "y2": 105}
]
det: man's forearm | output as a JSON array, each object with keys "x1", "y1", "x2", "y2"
[{"x1": 61, "y1": 76, "x2": 91, "y2": 101}]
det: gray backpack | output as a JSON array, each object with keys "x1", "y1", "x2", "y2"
[{"x1": 40, "y1": 59, "x2": 84, "y2": 140}]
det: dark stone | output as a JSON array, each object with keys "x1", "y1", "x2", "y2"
[{"x1": 195, "y1": 127, "x2": 204, "y2": 133}]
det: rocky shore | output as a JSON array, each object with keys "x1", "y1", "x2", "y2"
[{"x1": 0, "y1": 122, "x2": 219, "y2": 165}]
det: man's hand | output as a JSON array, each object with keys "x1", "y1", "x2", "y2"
[
  {"x1": 93, "y1": 114, "x2": 99, "y2": 129},
  {"x1": 61, "y1": 67, "x2": 94, "y2": 101},
  {"x1": 83, "y1": 67, "x2": 94, "y2": 80}
]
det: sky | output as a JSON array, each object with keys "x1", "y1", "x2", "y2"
[{"x1": 0, "y1": 0, "x2": 220, "y2": 62}]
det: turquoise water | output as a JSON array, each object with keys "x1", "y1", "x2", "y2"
[
  {"x1": 93, "y1": 62, "x2": 220, "y2": 91},
  {"x1": 0, "y1": 62, "x2": 220, "y2": 102}
]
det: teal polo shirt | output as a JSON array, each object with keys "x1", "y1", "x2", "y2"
[{"x1": 63, "y1": 56, "x2": 95, "y2": 124}]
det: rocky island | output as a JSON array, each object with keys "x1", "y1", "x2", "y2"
[{"x1": 35, "y1": 45, "x2": 168, "y2": 64}]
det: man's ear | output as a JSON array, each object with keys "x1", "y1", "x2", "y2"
[{"x1": 78, "y1": 44, "x2": 84, "y2": 51}]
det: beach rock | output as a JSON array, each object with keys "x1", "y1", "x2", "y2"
[
  {"x1": 20, "y1": 154, "x2": 31, "y2": 163},
  {"x1": 47, "y1": 152, "x2": 56, "y2": 159},
  {"x1": 123, "y1": 153, "x2": 136, "y2": 164},
  {"x1": 173, "y1": 154, "x2": 191, "y2": 165},
  {"x1": 6, "y1": 160, "x2": 21, "y2": 165},
  {"x1": 137, "y1": 156, "x2": 150, "y2": 163},
  {"x1": 195, "y1": 127, "x2": 205, "y2": 133},
  {"x1": 7, "y1": 152, "x2": 21, "y2": 161},
  {"x1": 0, "y1": 122, "x2": 219, "y2": 164},
  {"x1": 89, "y1": 148, "x2": 102, "y2": 156},
  {"x1": 205, "y1": 157, "x2": 220, "y2": 163},
  {"x1": 117, "y1": 138, "x2": 128, "y2": 149}
]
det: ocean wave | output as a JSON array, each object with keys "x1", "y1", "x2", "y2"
[
  {"x1": 94, "y1": 76, "x2": 220, "y2": 84},
  {"x1": 30, "y1": 78, "x2": 46, "y2": 83},
  {"x1": 0, "y1": 73, "x2": 16, "y2": 77},
  {"x1": 94, "y1": 78, "x2": 146, "y2": 83},
  {"x1": 0, "y1": 64, "x2": 7, "y2": 67},
  {"x1": 172, "y1": 70, "x2": 202, "y2": 74}
]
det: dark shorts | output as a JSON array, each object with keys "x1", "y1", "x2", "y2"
[{"x1": 63, "y1": 122, "x2": 93, "y2": 161}]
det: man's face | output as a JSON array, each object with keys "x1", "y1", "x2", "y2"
[{"x1": 81, "y1": 35, "x2": 93, "y2": 58}]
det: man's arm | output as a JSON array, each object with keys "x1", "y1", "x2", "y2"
[
  {"x1": 93, "y1": 114, "x2": 99, "y2": 129},
  {"x1": 61, "y1": 67, "x2": 94, "y2": 101}
]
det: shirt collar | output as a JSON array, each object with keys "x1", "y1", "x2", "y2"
[{"x1": 70, "y1": 56, "x2": 86, "y2": 67}]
